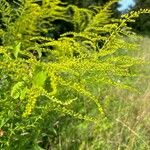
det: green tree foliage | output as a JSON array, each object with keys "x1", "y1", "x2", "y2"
[
  {"x1": 60, "y1": 0, "x2": 120, "y2": 17},
  {"x1": 130, "y1": 0, "x2": 150, "y2": 36},
  {"x1": 61, "y1": 0, "x2": 108, "y2": 7},
  {"x1": 0, "y1": 0, "x2": 150, "y2": 149}
]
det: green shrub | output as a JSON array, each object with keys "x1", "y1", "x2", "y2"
[{"x1": 0, "y1": 0, "x2": 150, "y2": 149}]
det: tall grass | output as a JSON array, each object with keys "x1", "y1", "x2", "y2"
[
  {"x1": 89, "y1": 37, "x2": 150, "y2": 150},
  {"x1": 42, "y1": 38, "x2": 150, "y2": 150}
]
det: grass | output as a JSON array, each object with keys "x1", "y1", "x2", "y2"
[
  {"x1": 40, "y1": 37, "x2": 150, "y2": 150},
  {"x1": 100, "y1": 37, "x2": 150, "y2": 150},
  {"x1": 1, "y1": 35, "x2": 150, "y2": 149},
  {"x1": 102, "y1": 37, "x2": 150, "y2": 150}
]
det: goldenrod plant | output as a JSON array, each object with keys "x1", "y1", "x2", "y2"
[{"x1": 0, "y1": 0, "x2": 150, "y2": 149}]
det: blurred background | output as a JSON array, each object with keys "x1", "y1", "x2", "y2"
[{"x1": 61, "y1": 0, "x2": 150, "y2": 36}]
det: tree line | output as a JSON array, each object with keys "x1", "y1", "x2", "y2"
[{"x1": 62, "y1": 0, "x2": 150, "y2": 36}]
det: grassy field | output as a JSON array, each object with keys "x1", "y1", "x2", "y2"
[
  {"x1": 107, "y1": 37, "x2": 150, "y2": 150},
  {"x1": 48, "y1": 37, "x2": 150, "y2": 150},
  {"x1": 106, "y1": 37, "x2": 150, "y2": 150}
]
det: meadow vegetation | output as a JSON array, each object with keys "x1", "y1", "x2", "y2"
[{"x1": 0, "y1": 0, "x2": 150, "y2": 149}]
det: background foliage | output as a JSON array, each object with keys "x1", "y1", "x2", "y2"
[
  {"x1": 132, "y1": 0, "x2": 150, "y2": 35},
  {"x1": 124, "y1": 0, "x2": 150, "y2": 36}
]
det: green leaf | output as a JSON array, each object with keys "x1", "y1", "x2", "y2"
[
  {"x1": 0, "y1": 117, "x2": 9, "y2": 128},
  {"x1": 20, "y1": 87, "x2": 28, "y2": 100},
  {"x1": 37, "y1": 49, "x2": 42, "y2": 58},
  {"x1": 11, "y1": 82, "x2": 24, "y2": 99},
  {"x1": 32, "y1": 71, "x2": 47, "y2": 87},
  {"x1": 13, "y1": 42, "x2": 21, "y2": 58},
  {"x1": 33, "y1": 144, "x2": 45, "y2": 150}
]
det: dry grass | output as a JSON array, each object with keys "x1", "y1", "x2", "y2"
[{"x1": 108, "y1": 37, "x2": 150, "y2": 149}]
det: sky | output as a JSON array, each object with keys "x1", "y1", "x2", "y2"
[{"x1": 118, "y1": 0, "x2": 135, "y2": 11}]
